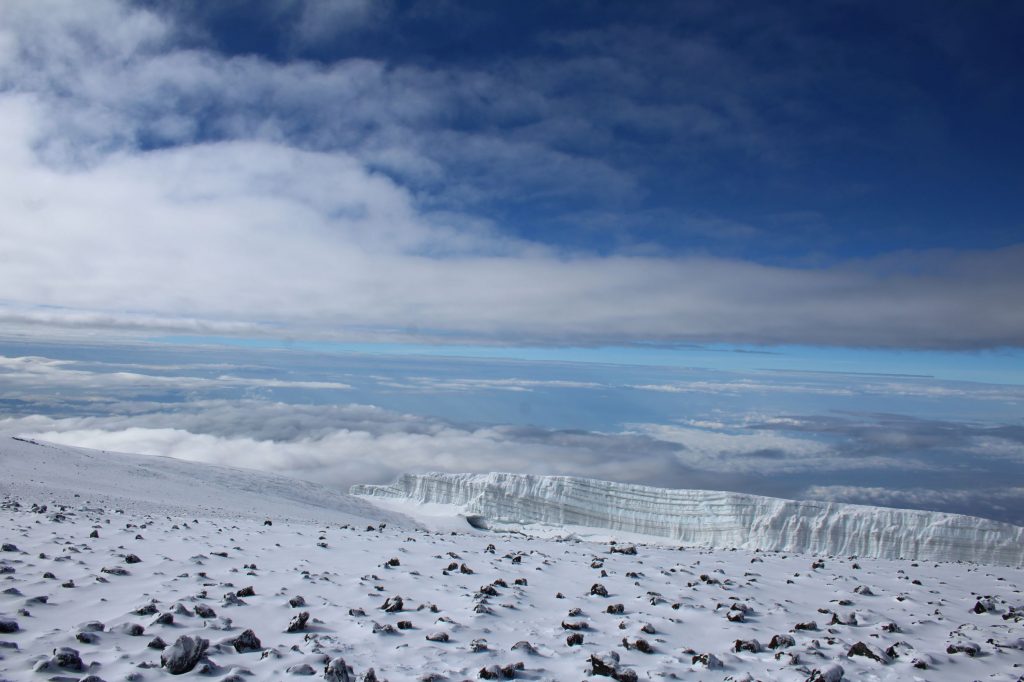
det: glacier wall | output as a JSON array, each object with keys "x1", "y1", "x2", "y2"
[{"x1": 352, "y1": 472, "x2": 1024, "y2": 566}]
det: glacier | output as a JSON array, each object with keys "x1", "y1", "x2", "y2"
[{"x1": 352, "y1": 472, "x2": 1024, "y2": 566}]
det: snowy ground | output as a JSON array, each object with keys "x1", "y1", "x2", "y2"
[{"x1": 2, "y1": 437, "x2": 1024, "y2": 681}]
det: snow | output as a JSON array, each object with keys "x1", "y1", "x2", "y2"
[
  {"x1": 352, "y1": 472, "x2": 1024, "y2": 566},
  {"x1": 2, "y1": 437, "x2": 1024, "y2": 682}
]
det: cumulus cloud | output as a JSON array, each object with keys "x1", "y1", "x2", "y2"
[{"x1": 0, "y1": 1, "x2": 1022, "y2": 348}]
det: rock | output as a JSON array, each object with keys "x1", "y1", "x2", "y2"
[
  {"x1": 847, "y1": 641, "x2": 887, "y2": 664},
  {"x1": 324, "y1": 657, "x2": 352, "y2": 682},
  {"x1": 231, "y1": 629, "x2": 261, "y2": 652},
  {"x1": 52, "y1": 647, "x2": 85, "y2": 671},
  {"x1": 769, "y1": 634, "x2": 796, "y2": 649},
  {"x1": 194, "y1": 603, "x2": 216, "y2": 618},
  {"x1": 76, "y1": 631, "x2": 100, "y2": 644},
  {"x1": 733, "y1": 638, "x2": 762, "y2": 653},
  {"x1": 1, "y1": 543, "x2": 18, "y2": 552},
  {"x1": 510, "y1": 641, "x2": 537, "y2": 655},
  {"x1": 561, "y1": 619, "x2": 587, "y2": 631},
  {"x1": 134, "y1": 603, "x2": 158, "y2": 616},
  {"x1": 794, "y1": 621, "x2": 817, "y2": 631},
  {"x1": 622, "y1": 637, "x2": 653, "y2": 653},
  {"x1": 124, "y1": 554, "x2": 142, "y2": 564},
  {"x1": 288, "y1": 663, "x2": 317, "y2": 675},
  {"x1": 691, "y1": 653, "x2": 723, "y2": 669},
  {"x1": 116, "y1": 623, "x2": 145, "y2": 636},
  {"x1": 479, "y1": 665, "x2": 502, "y2": 680},
  {"x1": 805, "y1": 663, "x2": 844, "y2": 682},
  {"x1": 946, "y1": 641, "x2": 980, "y2": 657},
  {"x1": 289, "y1": 596, "x2": 306, "y2": 608},
  {"x1": 161, "y1": 635, "x2": 209, "y2": 674},
  {"x1": 153, "y1": 612, "x2": 174, "y2": 626},
  {"x1": 148, "y1": 636, "x2": 167, "y2": 650},
  {"x1": 589, "y1": 651, "x2": 620, "y2": 677},
  {"x1": 470, "y1": 638, "x2": 488, "y2": 652},
  {"x1": 0, "y1": 619, "x2": 18, "y2": 634},
  {"x1": 372, "y1": 622, "x2": 397, "y2": 634},
  {"x1": 591, "y1": 583, "x2": 609, "y2": 597},
  {"x1": 100, "y1": 566, "x2": 129, "y2": 576},
  {"x1": 425, "y1": 631, "x2": 449, "y2": 642},
  {"x1": 236, "y1": 586, "x2": 255, "y2": 597},
  {"x1": 381, "y1": 596, "x2": 404, "y2": 613},
  {"x1": 609, "y1": 544, "x2": 637, "y2": 555},
  {"x1": 397, "y1": 620, "x2": 413, "y2": 630},
  {"x1": 286, "y1": 611, "x2": 310, "y2": 633},
  {"x1": 606, "y1": 603, "x2": 624, "y2": 615}
]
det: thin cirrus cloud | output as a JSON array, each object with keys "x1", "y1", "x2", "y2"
[{"x1": 0, "y1": 1, "x2": 1021, "y2": 349}]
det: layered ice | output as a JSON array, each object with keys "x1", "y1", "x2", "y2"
[{"x1": 353, "y1": 472, "x2": 1024, "y2": 566}]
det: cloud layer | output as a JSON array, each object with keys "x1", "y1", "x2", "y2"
[{"x1": 0, "y1": 1, "x2": 1022, "y2": 348}]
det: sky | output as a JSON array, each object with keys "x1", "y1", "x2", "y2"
[{"x1": 1, "y1": 1, "x2": 1022, "y2": 523}]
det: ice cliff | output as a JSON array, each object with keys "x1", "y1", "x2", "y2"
[{"x1": 352, "y1": 472, "x2": 1024, "y2": 566}]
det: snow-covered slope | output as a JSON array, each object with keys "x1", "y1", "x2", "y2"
[
  {"x1": 0, "y1": 436, "x2": 409, "y2": 526},
  {"x1": 352, "y1": 472, "x2": 1024, "y2": 566}
]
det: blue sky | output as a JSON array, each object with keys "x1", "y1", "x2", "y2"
[{"x1": 0, "y1": 1, "x2": 1022, "y2": 522}]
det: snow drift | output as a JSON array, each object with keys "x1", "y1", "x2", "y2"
[{"x1": 352, "y1": 472, "x2": 1024, "y2": 566}]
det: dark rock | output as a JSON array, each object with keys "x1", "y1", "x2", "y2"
[
  {"x1": 794, "y1": 621, "x2": 818, "y2": 631},
  {"x1": 236, "y1": 586, "x2": 255, "y2": 598},
  {"x1": 124, "y1": 554, "x2": 142, "y2": 564},
  {"x1": 690, "y1": 653, "x2": 723, "y2": 669},
  {"x1": 946, "y1": 641, "x2": 980, "y2": 657},
  {"x1": 231, "y1": 629, "x2": 261, "y2": 652},
  {"x1": 847, "y1": 641, "x2": 886, "y2": 663},
  {"x1": 286, "y1": 611, "x2": 310, "y2": 633},
  {"x1": 76, "y1": 631, "x2": 100, "y2": 645},
  {"x1": 606, "y1": 603, "x2": 624, "y2": 615},
  {"x1": 134, "y1": 603, "x2": 158, "y2": 616},
  {"x1": 470, "y1": 638, "x2": 488, "y2": 652},
  {"x1": 769, "y1": 634, "x2": 796, "y2": 649},
  {"x1": 324, "y1": 656, "x2": 352, "y2": 682},
  {"x1": 0, "y1": 619, "x2": 18, "y2": 634},
  {"x1": 622, "y1": 637, "x2": 653, "y2": 653},
  {"x1": 590, "y1": 583, "x2": 609, "y2": 597},
  {"x1": 194, "y1": 604, "x2": 216, "y2": 618},
  {"x1": 153, "y1": 612, "x2": 174, "y2": 626},
  {"x1": 805, "y1": 663, "x2": 845, "y2": 682},
  {"x1": 561, "y1": 620, "x2": 587, "y2": 631},
  {"x1": 510, "y1": 641, "x2": 537, "y2": 654},
  {"x1": 148, "y1": 636, "x2": 167, "y2": 650},
  {"x1": 52, "y1": 647, "x2": 85, "y2": 671},
  {"x1": 381, "y1": 596, "x2": 404, "y2": 613},
  {"x1": 161, "y1": 635, "x2": 208, "y2": 674},
  {"x1": 733, "y1": 638, "x2": 762, "y2": 653},
  {"x1": 425, "y1": 631, "x2": 449, "y2": 642},
  {"x1": 372, "y1": 622, "x2": 397, "y2": 634},
  {"x1": 289, "y1": 596, "x2": 306, "y2": 608},
  {"x1": 397, "y1": 620, "x2": 413, "y2": 630},
  {"x1": 1, "y1": 543, "x2": 18, "y2": 552}
]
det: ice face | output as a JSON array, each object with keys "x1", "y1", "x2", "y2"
[{"x1": 353, "y1": 472, "x2": 1024, "y2": 566}]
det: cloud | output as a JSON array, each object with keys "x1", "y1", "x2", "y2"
[
  {"x1": 805, "y1": 485, "x2": 1024, "y2": 526},
  {"x1": 1, "y1": 1, "x2": 1023, "y2": 349},
  {"x1": 0, "y1": 355, "x2": 351, "y2": 395}
]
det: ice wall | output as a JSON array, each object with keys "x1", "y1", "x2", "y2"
[{"x1": 353, "y1": 472, "x2": 1024, "y2": 566}]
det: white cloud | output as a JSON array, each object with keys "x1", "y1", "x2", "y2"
[{"x1": 0, "y1": 1, "x2": 1022, "y2": 349}]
